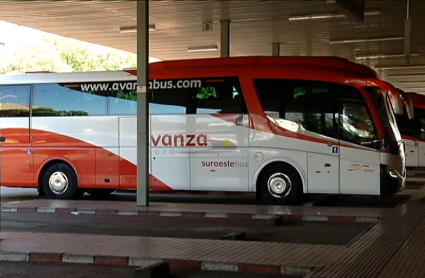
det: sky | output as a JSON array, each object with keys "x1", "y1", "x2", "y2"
[{"x1": 0, "y1": 20, "x2": 161, "y2": 63}]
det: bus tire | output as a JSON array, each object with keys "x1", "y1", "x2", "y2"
[
  {"x1": 259, "y1": 163, "x2": 302, "y2": 205},
  {"x1": 42, "y1": 163, "x2": 78, "y2": 200}
]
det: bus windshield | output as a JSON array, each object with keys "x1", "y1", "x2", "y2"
[{"x1": 366, "y1": 87, "x2": 403, "y2": 154}]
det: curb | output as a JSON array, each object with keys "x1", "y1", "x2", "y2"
[
  {"x1": 0, "y1": 251, "x2": 314, "y2": 276},
  {"x1": 0, "y1": 206, "x2": 380, "y2": 223},
  {"x1": 407, "y1": 171, "x2": 425, "y2": 177}
]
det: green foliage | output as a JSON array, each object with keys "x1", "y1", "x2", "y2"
[
  {"x1": 1, "y1": 34, "x2": 137, "y2": 74},
  {"x1": 0, "y1": 109, "x2": 29, "y2": 117},
  {"x1": 197, "y1": 87, "x2": 216, "y2": 99},
  {"x1": 116, "y1": 90, "x2": 137, "y2": 101},
  {"x1": 32, "y1": 107, "x2": 89, "y2": 116}
]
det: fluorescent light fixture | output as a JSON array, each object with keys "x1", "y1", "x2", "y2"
[
  {"x1": 397, "y1": 80, "x2": 425, "y2": 84},
  {"x1": 119, "y1": 24, "x2": 156, "y2": 33},
  {"x1": 389, "y1": 73, "x2": 425, "y2": 77},
  {"x1": 355, "y1": 53, "x2": 419, "y2": 60},
  {"x1": 396, "y1": 87, "x2": 425, "y2": 91},
  {"x1": 374, "y1": 64, "x2": 425, "y2": 70},
  {"x1": 187, "y1": 45, "x2": 218, "y2": 52},
  {"x1": 329, "y1": 36, "x2": 404, "y2": 44},
  {"x1": 289, "y1": 10, "x2": 380, "y2": 21}
]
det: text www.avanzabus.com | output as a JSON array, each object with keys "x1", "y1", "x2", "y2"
[{"x1": 79, "y1": 79, "x2": 202, "y2": 92}]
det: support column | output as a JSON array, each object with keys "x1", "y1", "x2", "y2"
[
  {"x1": 272, "y1": 42, "x2": 280, "y2": 56},
  {"x1": 136, "y1": 0, "x2": 149, "y2": 207},
  {"x1": 220, "y1": 19, "x2": 230, "y2": 57}
]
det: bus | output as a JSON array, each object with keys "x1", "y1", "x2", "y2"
[
  {"x1": 0, "y1": 56, "x2": 406, "y2": 204},
  {"x1": 396, "y1": 91, "x2": 425, "y2": 168}
]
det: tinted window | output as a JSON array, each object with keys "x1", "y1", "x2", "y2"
[
  {"x1": 193, "y1": 77, "x2": 247, "y2": 114},
  {"x1": 106, "y1": 82, "x2": 137, "y2": 115},
  {"x1": 395, "y1": 108, "x2": 419, "y2": 138},
  {"x1": 254, "y1": 79, "x2": 365, "y2": 141},
  {"x1": 0, "y1": 85, "x2": 30, "y2": 117},
  {"x1": 33, "y1": 83, "x2": 107, "y2": 116},
  {"x1": 149, "y1": 77, "x2": 247, "y2": 115},
  {"x1": 30, "y1": 77, "x2": 247, "y2": 117},
  {"x1": 396, "y1": 107, "x2": 425, "y2": 140}
]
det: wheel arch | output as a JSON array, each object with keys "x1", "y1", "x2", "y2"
[
  {"x1": 37, "y1": 157, "x2": 79, "y2": 192},
  {"x1": 253, "y1": 157, "x2": 307, "y2": 197}
]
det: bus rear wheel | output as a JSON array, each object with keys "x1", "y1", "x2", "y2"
[
  {"x1": 259, "y1": 163, "x2": 302, "y2": 205},
  {"x1": 42, "y1": 163, "x2": 78, "y2": 200}
]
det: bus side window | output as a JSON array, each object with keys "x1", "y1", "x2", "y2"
[
  {"x1": 418, "y1": 109, "x2": 425, "y2": 140},
  {"x1": 33, "y1": 83, "x2": 107, "y2": 116},
  {"x1": 0, "y1": 85, "x2": 30, "y2": 117},
  {"x1": 396, "y1": 107, "x2": 420, "y2": 139},
  {"x1": 194, "y1": 77, "x2": 247, "y2": 114},
  {"x1": 150, "y1": 88, "x2": 188, "y2": 115},
  {"x1": 108, "y1": 84, "x2": 137, "y2": 115},
  {"x1": 253, "y1": 79, "x2": 281, "y2": 118}
]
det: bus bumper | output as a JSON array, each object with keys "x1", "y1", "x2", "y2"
[{"x1": 380, "y1": 165, "x2": 406, "y2": 196}]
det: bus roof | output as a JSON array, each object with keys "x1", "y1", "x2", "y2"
[{"x1": 0, "y1": 56, "x2": 378, "y2": 85}]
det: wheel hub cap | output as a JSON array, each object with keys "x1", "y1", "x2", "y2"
[
  {"x1": 268, "y1": 173, "x2": 292, "y2": 198},
  {"x1": 49, "y1": 172, "x2": 69, "y2": 194}
]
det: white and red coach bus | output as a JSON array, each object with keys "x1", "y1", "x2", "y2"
[
  {"x1": 0, "y1": 56, "x2": 406, "y2": 204},
  {"x1": 395, "y1": 91, "x2": 425, "y2": 168}
]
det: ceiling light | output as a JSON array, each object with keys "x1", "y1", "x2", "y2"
[
  {"x1": 289, "y1": 10, "x2": 380, "y2": 21},
  {"x1": 329, "y1": 36, "x2": 404, "y2": 44},
  {"x1": 396, "y1": 87, "x2": 425, "y2": 91},
  {"x1": 396, "y1": 81, "x2": 425, "y2": 84},
  {"x1": 355, "y1": 53, "x2": 419, "y2": 60},
  {"x1": 187, "y1": 45, "x2": 218, "y2": 52},
  {"x1": 119, "y1": 24, "x2": 156, "y2": 34},
  {"x1": 389, "y1": 73, "x2": 425, "y2": 77},
  {"x1": 374, "y1": 64, "x2": 425, "y2": 70}
]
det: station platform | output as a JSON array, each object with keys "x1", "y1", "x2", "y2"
[{"x1": 1, "y1": 184, "x2": 425, "y2": 277}]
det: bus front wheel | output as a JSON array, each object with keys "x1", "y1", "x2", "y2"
[
  {"x1": 42, "y1": 163, "x2": 78, "y2": 200},
  {"x1": 259, "y1": 163, "x2": 302, "y2": 205}
]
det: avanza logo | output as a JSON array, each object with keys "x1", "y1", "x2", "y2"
[{"x1": 151, "y1": 134, "x2": 208, "y2": 147}]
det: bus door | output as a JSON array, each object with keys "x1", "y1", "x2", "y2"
[
  {"x1": 338, "y1": 100, "x2": 380, "y2": 195},
  {"x1": 189, "y1": 78, "x2": 250, "y2": 192},
  {"x1": 297, "y1": 85, "x2": 340, "y2": 194},
  {"x1": 0, "y1": 85, "x2": 34, "y2": 187}
]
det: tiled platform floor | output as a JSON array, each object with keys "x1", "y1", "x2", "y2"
[
  {"x1": 1, "y1": 185, "x2": 425, "y2": 276},
  {"x1": 1, "y1": 197, "x2": 395, "y2": 223}
]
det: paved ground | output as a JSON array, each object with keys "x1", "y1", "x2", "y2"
[
  {"x1": 1, "y1": 171, "x2": 425, "y2": 277},
  {"x1": 0, "y1": 261, "x2": 291, "y2": 278},
  {"x1": 1, "y1": 210, "x2": 371, "y2": 245}
]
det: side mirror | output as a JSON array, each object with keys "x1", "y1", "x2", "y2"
[
  {"x1": 404, "y1": 97, "x2": 414, "y2": 119},
  {"x1": 372, "y1": 80, "x2": 404, "y2": 115},
  {"x1": 398, "y1": 89, "x2": 414, "y2": 119},
  {"x1": 387, "y1": 90, "x2": 404, "y2": 115}
]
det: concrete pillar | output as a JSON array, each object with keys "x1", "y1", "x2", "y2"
[
  {"x1": 272, "y1": 43, "x2": 280, "y2": 56},
  {"x1": 220, "y1": 19, "x2": 230, "y2": 57},
  {"x1": 136, "y1": 0, "x2": 149, "y2": 206}
]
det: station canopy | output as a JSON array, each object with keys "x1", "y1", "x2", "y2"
[{"x1": 1, "y1": 0, "x2": 425, "y2": 94}]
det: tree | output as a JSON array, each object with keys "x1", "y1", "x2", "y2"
[
  {"x1": 0, "y1": 34, "x2": 137, "y2": 74},
  {"x1": 7, "y1": 44, "x2": 72, "y2": 73},
  {"x1": 43, "y1": 35, "x2": 137, "y2": 72}
]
